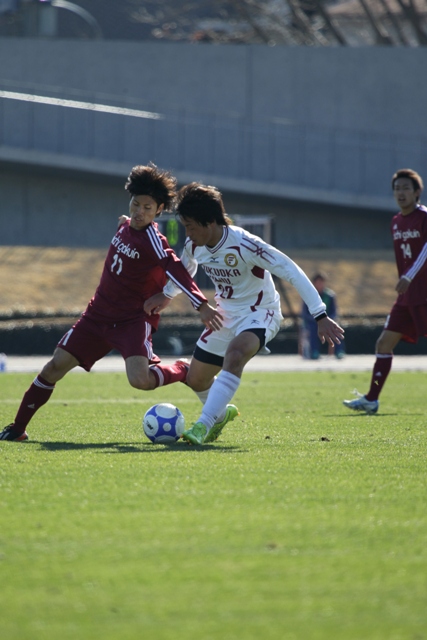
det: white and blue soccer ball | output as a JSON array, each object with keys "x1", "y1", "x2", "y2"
[{"x1": 143, "y1": 403, "x2": 185, "y2": 444}]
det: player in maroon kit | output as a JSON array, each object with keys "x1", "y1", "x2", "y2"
[
  {"x1": 0, "y1": 164, "x2": 221, "y2": 441},
  {"x1": 344, "y1": 168, "x2": 427, "y2": 414}
]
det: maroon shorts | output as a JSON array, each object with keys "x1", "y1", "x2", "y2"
[
  {"x1": 384, "y1": 302, "x2": 427, "y2": 344},
  {"x1": 57, "y1": 315, "x2": 161, "y2": 371}
]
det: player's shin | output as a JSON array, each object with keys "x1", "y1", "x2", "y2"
[
  {"x1": 13, "y1": 375, "x2": 56, "y2": 432},
  {"x1": 199, "y1": 370, "x2": 240, "y2": 429}
]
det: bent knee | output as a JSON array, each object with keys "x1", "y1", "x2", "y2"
[
  {"x1": 185, "y1": 373, "x2": 209, "y2": 393},
  {"x1": 375, "y1": 335, "x2": 396, "y2": 354},
  {"x1": 41, "y1": 354, "x2": 75, "y2": 383},
  {"x1": 223, "y1": 347, "x2": 251, "y2": 375}
]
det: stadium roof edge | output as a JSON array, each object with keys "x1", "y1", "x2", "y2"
[{"x1": 0, "y1": 146, "x2": 394, "y2": 212}]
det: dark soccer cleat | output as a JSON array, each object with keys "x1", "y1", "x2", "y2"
[{"x1": 0, "y1": 424, "x2": 29, "y2": 441}]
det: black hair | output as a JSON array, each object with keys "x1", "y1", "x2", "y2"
[
  {"x1": 175, "y1": 183, "x2": 232, "y2": 226},
  {"x1": 125, "y1": 163, "x2": 177, "y2": 209},
  {"x1": 392, "y1": 168, "x2": 424, "y2": 202}
]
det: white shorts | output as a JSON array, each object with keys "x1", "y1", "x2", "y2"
[{"x1": 196, "y1": 307, "x2": 282, "y2": 358}]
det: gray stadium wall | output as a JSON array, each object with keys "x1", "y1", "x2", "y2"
[{"x1": 0, "y1": 39, "x2": 426, "y2": 249}]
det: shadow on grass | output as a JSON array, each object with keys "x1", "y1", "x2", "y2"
[
  {"x1": 335, "y1": 412, "x2": 404, "y2": 418},
  {"x1": 33, "y1": 441, "x2": 243, "y2": 453}
]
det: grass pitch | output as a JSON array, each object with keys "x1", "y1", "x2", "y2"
[{"x1": 1, "y1": 370, "x2": 426, "y2": 640}]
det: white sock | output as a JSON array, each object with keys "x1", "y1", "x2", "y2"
[
  {"x1": 199, "y1": 370, "x2": 240, "y2": 430},
  {"x1": 194, "y1": 377, "x2": 216, "y2": 405},
  {"x1": 194, "y1": 377, "x2": 227, "y2": 422}
]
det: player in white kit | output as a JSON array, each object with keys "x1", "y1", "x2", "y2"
[{"x1": 145, "y1": 183, "x2": 345, "y2": 444}]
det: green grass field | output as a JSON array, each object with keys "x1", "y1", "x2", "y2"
[{"x1": 1, "y1": 370, "x2": 426, "y2": 640}]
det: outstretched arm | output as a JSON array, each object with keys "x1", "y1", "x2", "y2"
[{"x1": 144, "y1": 294, "x2": 223, "y2": 331}]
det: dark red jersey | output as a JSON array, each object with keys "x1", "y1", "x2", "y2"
[
  {"x1": 83, "y1": 219, "x2": 207, "y2": 329},
  {"x1": 391, "y1": 204, "x2": 427, "y2": 306}
]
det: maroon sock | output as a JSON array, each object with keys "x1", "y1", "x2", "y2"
[
  {"x1": 149, "y1": 361, "x2": 188, "y2": 388},
  {"x1": 365, "y1": 354, "x2": 393, "y2": 401},
  {"x1": 13, "y1": 375, "x2": 56, "y2": 432}
]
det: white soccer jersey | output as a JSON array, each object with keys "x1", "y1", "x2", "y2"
[{"x1": 163, "y1": 225, "x2": 326, "y2": 319}]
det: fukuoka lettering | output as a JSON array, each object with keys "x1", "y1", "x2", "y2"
[
  {"x1": 393, "y1": 229, "x2": 421, "y2": 241},
  {"x1": 203, "y1": 266, "x2": 241, "y2": 278},
  {"x1": 111, "y1": 234, "x2": 140, "y2": 259}
]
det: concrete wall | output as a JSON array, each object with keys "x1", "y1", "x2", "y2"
[
  {"x1": 1, "y1": 39, "x2": 424, "y2": 249},
  {"x1": 0, "y1": 164, "x2": 391, "y2": 250},
  {"x1": 0, "y1": 165, "x2": 123, "y2": 248},
  {"x1": 1, "y1": 40, "x2": 426, "y2": 132}
]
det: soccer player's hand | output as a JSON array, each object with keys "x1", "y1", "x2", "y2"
[
  {"x1": 118, "y1": 215, "x2": 130, "y2": 228},
  {"x1": 317, "y1": 317, "x2": 345, "y2": 347},
  {"x1": 395, "y1": 276, "x2": 411, "y2": 294},
  {"x1": 144, "y1": 293, "x2": 172, "y2": 315},
  {"x1": 198, "y1": 301, "x2": 223, "y2": 331}
]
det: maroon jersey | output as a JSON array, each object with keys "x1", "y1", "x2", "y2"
[
  {"x1": 83, "y1": 219, "x2": 207, "y2": 329},
  {"x1": 391, "y1": 204, "x2": 427, "y2": 306}
]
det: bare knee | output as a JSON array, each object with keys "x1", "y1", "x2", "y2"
[
  {"x1": 186, "y1": 371, "x2": 212, "y2": 393},
  {"x1": 223, "y1": 347, "x2": 249, "y2": 377},
  {"x1": 375, "y1": 330, "x2": 401, "y2": 354},
  {"x1": 41, "y1": 350, "x2": 77, "y2": 383},
  {"x1": 41, "y1": 360, "x2": 57, "y2": 381}
]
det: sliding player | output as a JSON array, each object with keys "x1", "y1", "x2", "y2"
[{"x1": 1, "y1": 165, "x2": 221, "y2": 442}]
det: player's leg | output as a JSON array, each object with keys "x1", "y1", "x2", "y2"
[
  {"x1": 125, "y1": 355, "x2": 190, "y2": 390},
  {"x1": 41, "y1": 346, "x2": 80, "y2": 383},
  {"x1": 183, "y1": 347, "x2": 240, "y2": 444},
  {"x1": 0, "y1": 347, "x2": 79, "y2": 441},
  {"x1": 118, "y1": 319, "x2": 189, "y2": 390},
  {"x1": 1, "y1": 316, "x2": 115, "y2": 441},
  {"x1": 343, "y1": 329, "x2": 401, "y2": 414},
  {"x1": 202, "y1": 311, "x2": 281, "y2": 440},
  {"x1": 184, "y1": 309, "x2": 281, "y2": 444},
  {"x1": 181, "y1": 322, "x2": 237, "y2": 444},
  {"x1": 343, "y1": 303, "x2": 417, "y2": 414},
  {"x1": 184, "y1": 322, "x2": 231, "y2": 397},
  {"x1": 366, "y1": 329, "x2": 401, "y2": 399},
  {"x1": 222, "y1": 329, "x2": 262, "y2": 377},
  {"x1": 184, "y1": 331, "x2": 259, "y2": 444},
  {"x1": 200, "y1": 330, "x2": 262, "y2": 443},
  {"x1": 125, "y1": 356, "x2": 153, "y2": 389},
  {"x1": 185, "y1": 355, "x2": 222, "y2": 394}
]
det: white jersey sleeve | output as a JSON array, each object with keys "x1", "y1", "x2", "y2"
[
  {"x1": 238, "y1": 230, "x2": 326, "y2": 318},
  {"x1": 164, "y1": 226, "x2": 326, "y2": 319}
]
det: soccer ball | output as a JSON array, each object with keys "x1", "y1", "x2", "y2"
[{"x1": 143, "y1": 403, "x2": 185, "y2": 444}]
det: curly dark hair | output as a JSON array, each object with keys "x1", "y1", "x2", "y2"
[
  {"x1": 125, "y1": 163, "x2": 177, "y2": 209},
  {"x1": 175, "y1": 183, "x2": 232, "y2": 227}
]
